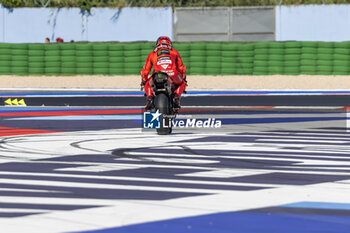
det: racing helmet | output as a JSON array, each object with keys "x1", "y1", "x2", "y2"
[{"x1": 156, "y1": 36, "x2": 172, "y2": 48}]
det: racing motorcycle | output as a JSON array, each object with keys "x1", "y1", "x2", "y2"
[{"x1": 148, "y1": 71, "x2": 179, "y2": 135}]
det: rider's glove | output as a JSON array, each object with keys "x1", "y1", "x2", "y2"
[{"x1": 141, "y1": 75, "x2": 147, "y2": 86}]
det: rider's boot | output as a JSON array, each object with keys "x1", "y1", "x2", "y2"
[
  {"x1": 145, "y1": 96, "x2": 155, "y2": 110},
  {"x1": 173, "y1": 94, "x2": 181, "y2": 110}
]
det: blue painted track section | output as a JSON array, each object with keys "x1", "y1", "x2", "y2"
[
  {"x1": 1, "y1": 90, "x2": 350, "y2": 97},
  {"x1": 81, "y1": 202, "x2": 350, "y2": 233}
]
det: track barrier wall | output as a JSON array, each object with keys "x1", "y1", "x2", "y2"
[
  {"x1": 0, "y1": 41, "x2": 349, "y2": 76},
  {"x1": 0, "y1": 7, "x2": 173, "y2": 43}
]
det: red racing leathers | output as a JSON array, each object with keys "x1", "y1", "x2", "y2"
[{"x1": 141, "y1": 47, "x2": 187, "y2": 97}]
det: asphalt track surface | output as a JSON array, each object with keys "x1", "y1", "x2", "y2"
[
  {"x1": 0, "y1": 92, "x2": 350, "y2": 233},
  {"x1": 2, "y1": 94, "x2": 350, "y2": 107}
]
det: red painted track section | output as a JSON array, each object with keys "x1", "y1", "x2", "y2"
[{"x1": 0, "y1": 126, "x2": 62, "y2": 137}]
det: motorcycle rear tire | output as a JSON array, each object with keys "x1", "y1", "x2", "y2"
[{"x1": 155, "y1": 93, "x2": 172, "y2": 135}]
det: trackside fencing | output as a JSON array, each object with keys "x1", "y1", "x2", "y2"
[{"x1": 0, "y1": 41, "x2": 349, "y2": 76}]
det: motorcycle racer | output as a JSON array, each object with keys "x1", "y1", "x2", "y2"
[{"x1": 141, "y1": 36, "x2": 187, "y2": 110}]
